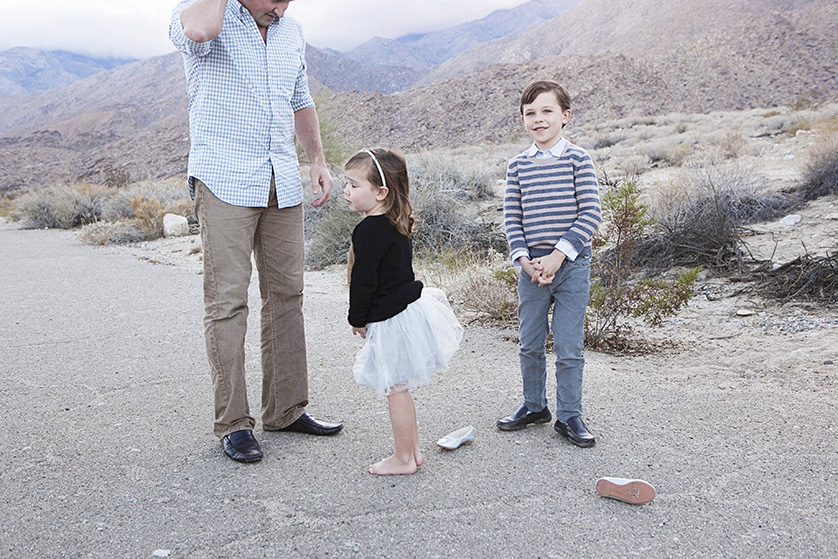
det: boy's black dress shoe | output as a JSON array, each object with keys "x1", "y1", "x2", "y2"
[
  {"x1": 222, "y1": 429, "x2": 263, "y2": 463},
  {"x1": 496, "y1": 404, "x2": 552, "y2": 431},
  {"x1": 554, "y1": 416, "x2": 596, "y2": 447},
  {"x1": 279, "y1": 413, "x2": 343, "y2": 436}
]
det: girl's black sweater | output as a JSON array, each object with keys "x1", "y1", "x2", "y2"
[{"x1": 348, "y1": 214, "x2": 422, "y2": 328}]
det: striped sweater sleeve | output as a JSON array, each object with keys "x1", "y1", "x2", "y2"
[
  {"x1": 503, "y1": 157, "x2": 528, "y2": 262},
  {"x1": 563, "y1": 148, "x2": 601, "y2": 255}
]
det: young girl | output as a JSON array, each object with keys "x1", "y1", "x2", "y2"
[{"x1": 344, "y1": 148, "x2": 463, "y2": 476}]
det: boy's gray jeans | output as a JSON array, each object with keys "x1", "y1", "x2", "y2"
[
  {"x1": 194, "y1": 179, "x2": 308, "y2": 439},
  {"x1": 517, "y1": 256, "x2": 590, "y2": 422}
]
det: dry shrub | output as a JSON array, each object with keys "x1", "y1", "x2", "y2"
[
  {"x1": 619, "y1": 154, "x2": 652, "y2": 176},
  {"x1": 637, "y1": 155, "x2": 793, "y2": 272},
  {"x1": 715, "y1": 130, "x2": 749, "y2": 159},
  {"x1": 753, "y1": 252, "x2": 838, "y2": 304},
  {"x1": 305, "y1": 201, "x2": 360, "y2": 269},
  {"x1": 0, "y1": 194, "x2": 16, "y2": 218},
  {"x1": 127, "y1": 194, "x2": 167, "y2": 240},
  {"x1": 16, "y1": 183, "x2": 109, "y2": 229},
  {"x1": 799, "y1": 132, "x2": 838, "y2": 202},
  {"x1": 77, "y1": 221, "x2": 127, "y2": 245},
  {"x1": 418, "y1": 249, "x2": 517, "y2": 323}
]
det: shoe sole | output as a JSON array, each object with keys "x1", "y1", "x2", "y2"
[
  {"x1": 496, "y1": 416, "x2": 551, "y2": 431},
  {"x1": 596, "y1": 479, "x2": 655, "y2": 504}
]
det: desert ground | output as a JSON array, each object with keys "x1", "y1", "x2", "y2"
[{"x1": 2, "y1": 104, "x2": 837, "y2": 557}]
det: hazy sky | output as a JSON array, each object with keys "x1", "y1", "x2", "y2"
[{"x1": 0, "y1": 0, "x2": 529, "y2": 60}]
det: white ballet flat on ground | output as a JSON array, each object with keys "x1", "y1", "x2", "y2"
[
  {"x1": 436, "y1": 425, "x2": 474, "y2": 450},
  {"x1": 595, "y1": 477, "x2": 656, "y2": 505}
]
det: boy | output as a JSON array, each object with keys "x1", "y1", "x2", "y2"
[{"x1": 498, "y1": 79, "x2": 601, "y2": 447}]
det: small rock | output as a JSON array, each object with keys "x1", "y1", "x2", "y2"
[
  {"x1": 152, "y1": 551, "x2": 171, "y2": 558},
  {"x1": 783, "y1": 154, "x2": 794, "y2": 160},
  {"x1": 779, "y1": 214, "x2": 802, "y2": 226},
  {"x1": 736, "y1": 309, "x2": 756, "y2": 316},
  {"x1": 789, "y1": 349, "x2": 811, "y2": 361},
  {"x1": 163, "y1": 213, "x2": 189, "y2": 238}
]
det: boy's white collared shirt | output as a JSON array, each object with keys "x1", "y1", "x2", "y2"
[
  {"x1": 512, "y1": 138, "x2": 579, "y2": 264},
  {"x1": 527, "y1": 137, "x2": 568, "y2": 159}
]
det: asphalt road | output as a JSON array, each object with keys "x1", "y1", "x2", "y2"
[{"x1": 1, "y1": 222, "x2": 836, "y2": 558}]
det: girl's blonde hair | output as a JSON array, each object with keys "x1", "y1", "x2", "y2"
[{"x1": 344, "y1": 148, "x2": 414, "y2": 237}]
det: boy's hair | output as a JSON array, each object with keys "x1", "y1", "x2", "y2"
[
  {"x1": 519, "y1": 79, "x2": 572, "y2": 118},
  {"x1": 344, "y1": 148, "x2": 414, "y2": 237}
]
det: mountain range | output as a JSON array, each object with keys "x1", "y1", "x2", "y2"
[
  {"x1": 0, "y1": 48, "x2": 135, "y2": 98},
  {"x1": 0, "y1": 0, "x2": 835, "y2": 193}
]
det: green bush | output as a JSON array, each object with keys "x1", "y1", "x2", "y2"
[{"x1": 586, "y1": 177, "x2": 699, "y2": 351}]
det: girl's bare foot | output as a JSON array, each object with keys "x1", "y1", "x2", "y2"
[
  {"x1": 368, "y1": 454, "x2": 417, "y2": 476},
  {"x1": 414, "y1": 449, "x2": 424, "y2": 467}
]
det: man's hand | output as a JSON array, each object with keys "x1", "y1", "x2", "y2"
[
  {"x1": 352, "y1": 326, "x2": 367, "y2": 339},
  {"x1": 294, "y1": 107, "x2": 332, "y2": 207},
  {"x1": 310, "y1": 161, "x2": 333, "y2": 207}
]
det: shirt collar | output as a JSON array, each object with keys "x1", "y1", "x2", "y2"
[{"x1": 526, "y1": 137, "x2": 567, "y2": 158}]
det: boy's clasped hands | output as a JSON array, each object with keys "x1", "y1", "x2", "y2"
[{"x1": 519, "y1": 249, "x2": 567, "y2": 286}]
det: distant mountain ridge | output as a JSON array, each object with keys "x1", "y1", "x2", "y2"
[
  {"x1": 0, "y1": 0, "x2": 835, "y2": 193},
  {"x1": 0, "y1": 47, "x2": 135, "y2": 98},
  {"x1": 344, "y1": 0, "x2": 583, "y2": 70}
]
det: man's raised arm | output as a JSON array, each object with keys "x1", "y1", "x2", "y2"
[{"x1": 180, "y1": 0, "x2": 229, "y2": 43}]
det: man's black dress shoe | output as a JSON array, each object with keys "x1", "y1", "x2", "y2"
[
  {"x1": 279, "y1": 413, "x2": 343, "y2": 436},
  {"x1": 222, "y1": 429, "x2": 263, "y2": 463},
  {"x1": 497, "y1": 404, "x2": 552, "y2": 431},
  {"x1": 554, "y1": 416, "x2": 596, "y2": 447}
]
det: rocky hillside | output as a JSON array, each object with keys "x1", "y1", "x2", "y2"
[
  {"x1": 0, "y1": 0, "x2": 835, "y2": 193},
  {"x1": 0, "y1": 47, "x2": 135, "y2": 98},
  {"x1": 330, "y1": 0, "x2": 838, "y2": 151}
]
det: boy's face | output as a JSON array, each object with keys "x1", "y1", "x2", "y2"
[{"x1": 521, "y1": 91, "x2": 571, "y2": 150}]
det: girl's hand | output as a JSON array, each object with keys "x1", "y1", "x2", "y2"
[{"x1": 352, "y1": 326, "x2": 367, "y2": 339}]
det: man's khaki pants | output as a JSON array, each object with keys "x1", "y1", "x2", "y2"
[{"x1": 194, "y1": 179, "x2": 308, "y2": 438}]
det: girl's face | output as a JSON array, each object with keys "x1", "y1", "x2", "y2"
[{"x1": 344, "y1": 166, "x2": 388, "y2": 216}]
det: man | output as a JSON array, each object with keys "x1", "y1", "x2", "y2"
[{"x1": 170, "y1": 0, "x2": 342, "y2": 463}]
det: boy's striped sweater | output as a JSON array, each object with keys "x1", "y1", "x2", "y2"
[{"x1": 504, "y1": 142, "x2": 601, "y2": 262}]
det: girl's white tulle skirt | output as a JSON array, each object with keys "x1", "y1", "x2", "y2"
[{"x1": 353, "y1": 287, "x2": 463, "y2": 396}]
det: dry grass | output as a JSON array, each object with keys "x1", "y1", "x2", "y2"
[
  {"x1": 12, "y1": 178, "x2": 193, "y2": 244},
  {"x1": 417, "y1": 249, "x2": 518, "y2": 324}
]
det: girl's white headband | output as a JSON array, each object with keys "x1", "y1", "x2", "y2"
[{"x1": 363, "y1": 149, "x2": 387, "y2": 189}]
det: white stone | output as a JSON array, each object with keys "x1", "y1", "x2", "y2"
[
  {"x1": 779, "y1": 214, "x2": 802, "y2": 226},
  {"x1": 789, "y1": 349, "x2": 811, "y2": 361},
  {"x1": 163, "y1": 213, "x2": 189, "y2": 238}
]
